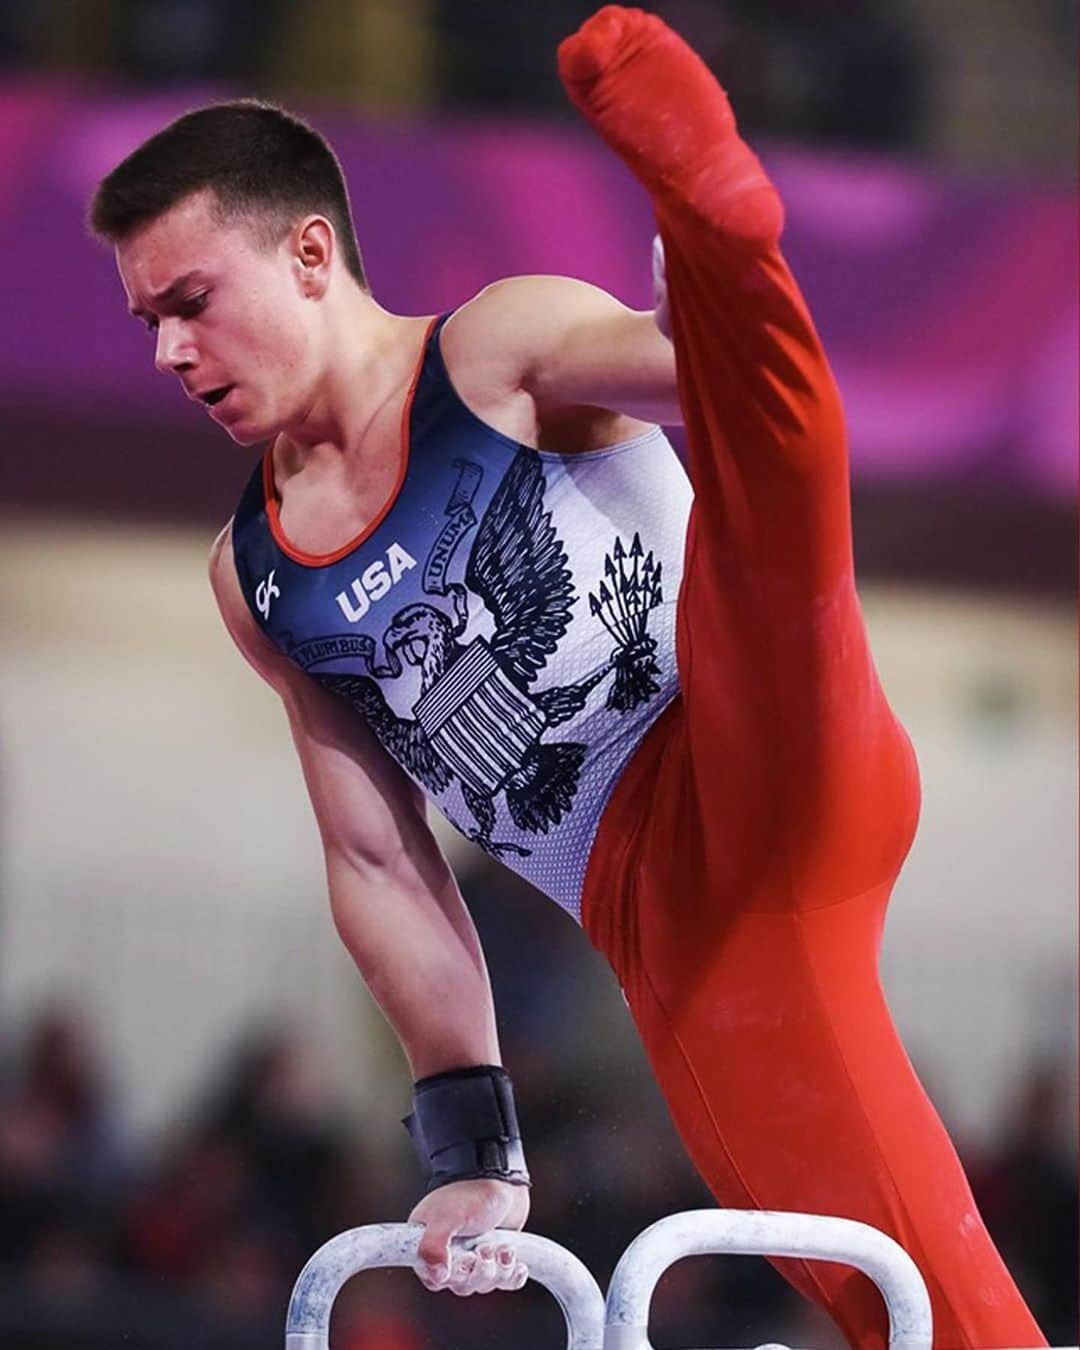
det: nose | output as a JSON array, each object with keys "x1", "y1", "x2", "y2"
[{"x1": 154, "y1": 317, "x2": 196, "y2": 375}]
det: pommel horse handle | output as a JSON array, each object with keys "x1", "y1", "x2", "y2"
[
  {"x1": 284, "y1": 1222, "x2": 605, "y2": 1349},
  {"x1": 603, "y1": 1209, "x2": 933, "y2": 1350}
]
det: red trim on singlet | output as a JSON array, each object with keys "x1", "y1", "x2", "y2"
[{"x1": 261, "y1": 313, "x2": 440, "y2": 568}]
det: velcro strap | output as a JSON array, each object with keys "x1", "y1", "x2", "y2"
[{"x1": 402, "y1": 1065, "x2": 530, "y2": 1192}]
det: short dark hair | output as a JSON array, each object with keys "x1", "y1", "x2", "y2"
[{"x1": 89, "y1": 99, "x2": 368, "y2": 289}]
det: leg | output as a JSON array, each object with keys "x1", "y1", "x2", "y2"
[
  {"x1": 571, "y1": 9, "x2": 1046, "y2": 1345},
  {"x1": 585, "y1": 711, "x2": 1046, "y2": 1349},
  {"x1": 563, "y1": 7, "x2": 917, "y2": 909}
]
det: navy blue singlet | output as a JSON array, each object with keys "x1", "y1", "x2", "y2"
[{"x1": 231, "y1": 314, "x2": 692, "y2": 920}]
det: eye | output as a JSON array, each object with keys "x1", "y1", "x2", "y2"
[
  {"x1": 178, "y1": 292, "x2": 209, "y2": 319},
  {"x1": 141, "y1": 292, "x2": 209, "y2": 334}
]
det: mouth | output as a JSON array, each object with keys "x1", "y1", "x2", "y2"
[{"x1": 200, "y1": 385, "x2": 233, "y2": 408}]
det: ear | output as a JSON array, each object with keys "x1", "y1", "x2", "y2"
[{"x1": 293, "y1": 215, "x2": 334, "y2": 297}]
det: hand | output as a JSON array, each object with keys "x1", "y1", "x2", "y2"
[
  {"x1": 409, "y1": 1177, "x2": 530, "y2": 1296},
  {"x1": 652, "y1": 234, "x2": 671, "y2": 340}
]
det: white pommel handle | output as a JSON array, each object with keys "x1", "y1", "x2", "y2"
[
  {"x1": 603, "y1": 1209, "x2": 933, "y2": 1350},
  {"x1": 285, "y1": 1222, "x2": 605, "y2": 1349}
]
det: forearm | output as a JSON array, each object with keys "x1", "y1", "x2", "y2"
[
  {"x1": 329, "y1": 846, "x2": 531, "y2": 1288},
  {"x1": 325, "y1": 845, "x2": 500, "y2": 1079}
]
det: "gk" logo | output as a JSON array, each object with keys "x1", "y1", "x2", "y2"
[{"x1": 256, "y1": 569, "x2": 280, "y2": 619}]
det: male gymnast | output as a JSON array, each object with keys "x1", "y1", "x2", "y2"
[{"x1": 90, "y1": 7, "x2": 1045, "y2": 1345}]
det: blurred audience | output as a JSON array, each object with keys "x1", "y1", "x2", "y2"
[
  {"x1": 680, "y1": 0, "x2": 927, "y2": 148},
  {"x1": 111, "y1": 0, "x2": 286, "y2": 85},
  {"x1": 968, "y1": 1062, "x2": 1080, "y2": 1346},
  {"x1": 0, "y1": 1006, "x2": 129, "y2": 1275},
  {"x1": 0, "y1": 989, "x2": 1074, "y2": 1346},
  {"x1": 7, "y1": 0, "x2": 1074, "y2": 176}
]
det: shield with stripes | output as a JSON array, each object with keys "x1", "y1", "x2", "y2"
[{"x1": 414, "y1": 637, "x2": 546, "y2": 795}]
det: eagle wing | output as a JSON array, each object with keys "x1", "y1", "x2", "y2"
[
  {"x1": 312, "y1": 672, "x2": 453, "y2": 795},
  {"x1": 465, "y1": 450, "x2": 575, "y2": 685}
]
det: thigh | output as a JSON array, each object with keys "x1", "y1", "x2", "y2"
[
  {"x1": 674, "y1": 509, "x2": 921, "y2": 911},
  {"x1": 661, "y1": 213, "x2": 921, "y2": 906}
]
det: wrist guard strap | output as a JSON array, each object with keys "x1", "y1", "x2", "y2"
[{"x1": 403, "y1": 1065, "x2": 531, "y2": 1192}]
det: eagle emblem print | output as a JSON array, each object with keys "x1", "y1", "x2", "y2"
[{"x1": 305, "y1": 451, "x2": 663, "y2": 858}]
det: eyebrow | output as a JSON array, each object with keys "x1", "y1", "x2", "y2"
[{"x1": 128, "y1": 271, "x2": 208, "y2": 319}]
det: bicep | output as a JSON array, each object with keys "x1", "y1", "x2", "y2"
[{"x1": 281, "y1": 675, "x2": 436, "y2": 884}]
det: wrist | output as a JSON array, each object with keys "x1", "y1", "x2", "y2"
[{"x1": 403, "y1": 1064, "x2": 531, "y2": 1193}]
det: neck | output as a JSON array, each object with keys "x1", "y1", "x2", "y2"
[{"x1": 277, "y1": 289, "x2": 430, "y2": 472}]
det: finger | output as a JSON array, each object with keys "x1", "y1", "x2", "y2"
[
  {"x1": 464, "y1": 1244, "x2": 497, "y2": 1294},
  {"x1": 416, "y1": 1220, "x2": 455, "y2": 1274},
  {"x1": 415, "y1": 1264, "x2": 449, "y2": 1292},
  {"x1": 413, "y1": 1242, "x2": 452, "y2": 1292},
  {"x1": 486, "y1": 1244, "x2": 517, "y2": 1292},
  {"x1": 508, "y1": 1260, "x2": 528, "y2": 1291},
  {"x1": 447, "y1": 1250, "x2": 478, "y2": 1296}
]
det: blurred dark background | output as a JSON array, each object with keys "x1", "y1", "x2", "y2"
[{"x1": 0, "y1": 1, "x2": 1076, "y2": 1346}]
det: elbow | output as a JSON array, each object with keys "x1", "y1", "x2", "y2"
[
  {"x1": 320, "y1": 789, "x2": 441, "y2": 889},
  {"x1": 322, "y1": 835, "x2": 457, "y2": 961}
]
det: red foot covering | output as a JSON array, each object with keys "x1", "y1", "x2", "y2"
[{"x1": 564, "y1": 9, "x2": 1047, "y2": 1349}]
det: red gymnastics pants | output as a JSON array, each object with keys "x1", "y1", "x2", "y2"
[{"x1": 567, "y1": 9, "x2": 1046, "y2": 1348}]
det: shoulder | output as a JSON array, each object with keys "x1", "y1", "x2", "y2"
[
  {"x1": 447, "y1": 274, "x2": 634, "y2": 340},
  {"x1": 207, "y1": 518, "x2": 289, "y2": 685},
  {"x1": 441, "y1": 275, "x2": 636, "y2": 387},
  {"x1": 208, "y1": 518, "x2": 238, "y2": 607},
  {"x1": 457, "y1": 274, "x2": 627, "y2": 320},
  {"x1": 208, "y1": 517, "x2": 253, "y2": 643}
]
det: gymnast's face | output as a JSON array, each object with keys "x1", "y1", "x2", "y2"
[{"x1": 116, "y1": 189, "x2": 329, "y2": 447}]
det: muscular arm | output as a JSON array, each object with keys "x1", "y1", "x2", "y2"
[
  {"x1": 444, "y1": 273, "x2": 683, "y2": 428},
  {"x1": 208, "y1": 523, "x2": 498, "y2": 1078},
  {"x1": 209, "y1": 523, "x2": 530, "y2": 1289}
]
